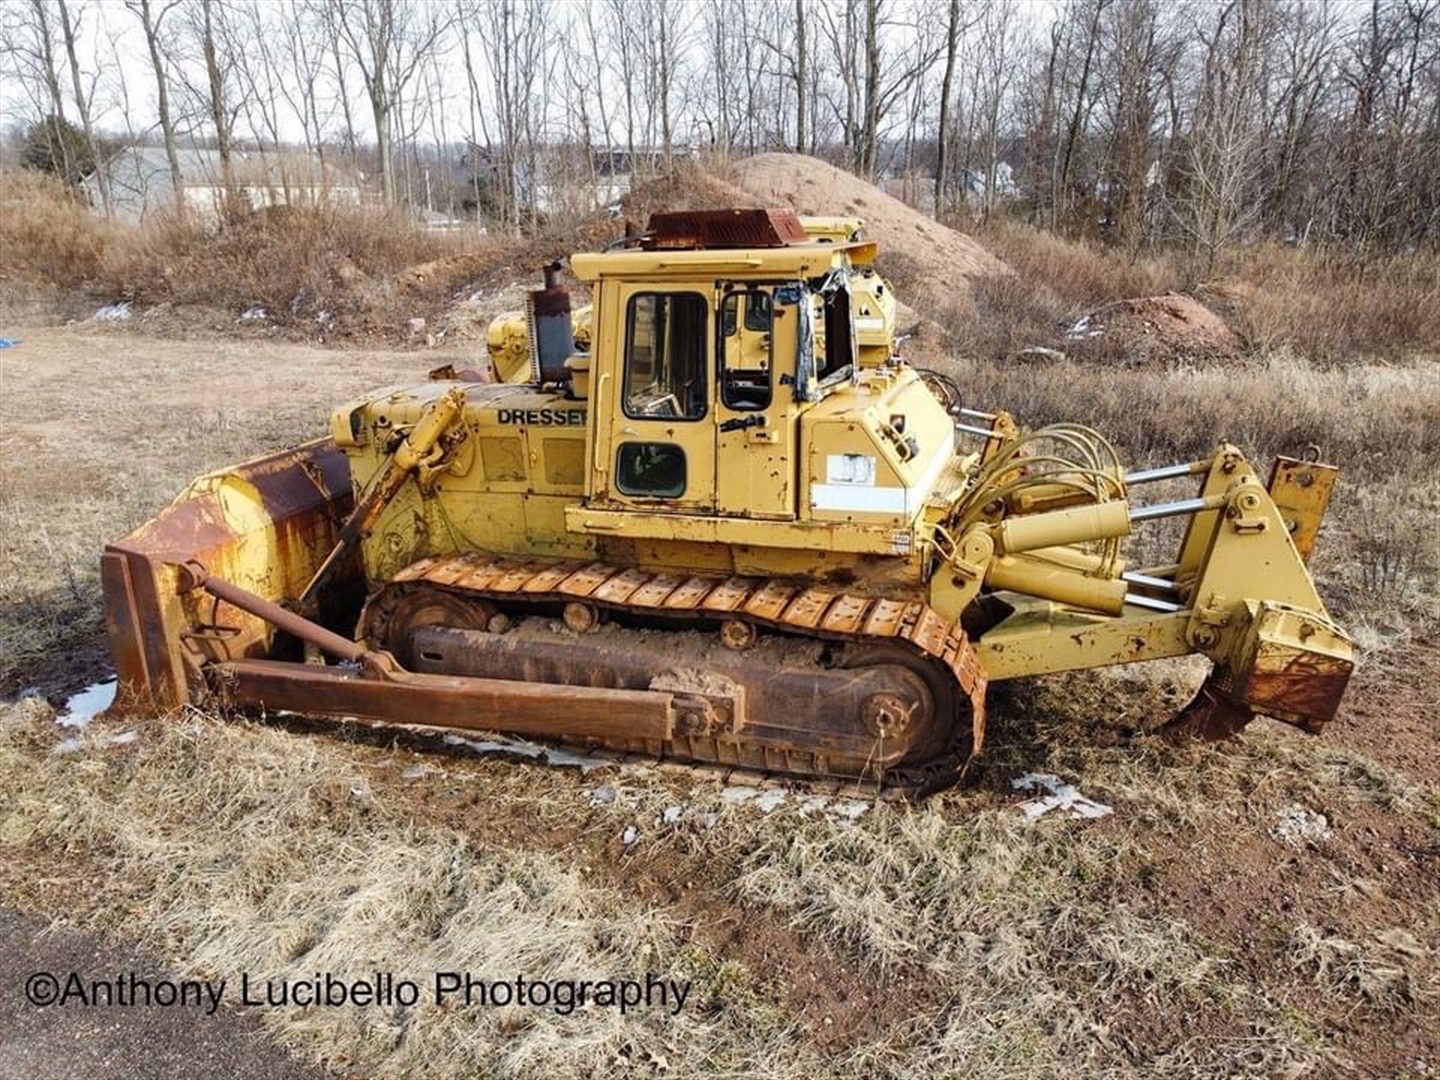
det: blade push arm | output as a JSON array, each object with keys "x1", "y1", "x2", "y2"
[{"x1": 298, "y1": 388, "x2": 466, "y2": 612}]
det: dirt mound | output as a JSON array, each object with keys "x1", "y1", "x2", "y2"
[
  {"x1": 730, "y1": 153, "x2": 1009, "y2": 312},
  {"x1": 1065, "y1": 291, "x2": 1244, "y2": 362}
]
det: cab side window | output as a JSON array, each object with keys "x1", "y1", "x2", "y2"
[
  {"x1": 624, "y1": 292, "x2": 708, "y2": 420},
  {"x1": 719, "y1": 290, "x2": 774, "y2": 412}
]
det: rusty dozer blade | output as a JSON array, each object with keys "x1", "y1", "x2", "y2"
[{"x1": 101, "y1": 438, "x2": 362, "y2": 714}]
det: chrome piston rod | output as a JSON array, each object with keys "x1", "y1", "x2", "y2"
[
  {"x1": 1125, "y1": 593, "x2": 1183, "y2": 612},
  {"x1": 1125, "y1": 461, "x2": 1209, "y2": 484},
  {"x1": 956, "y1": 422, "x2": 1001, "y2": 438},
  {"x1": 1122, "y1": 571, "x2": 1180, "y2": 592},
  {"x1": 1130, "y1": 493, "x2": 1226, "y2": 522}
]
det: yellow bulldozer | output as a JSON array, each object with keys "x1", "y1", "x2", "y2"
[{"x1": 102, "y1": 209, "x2": 1352, "y2": 792}]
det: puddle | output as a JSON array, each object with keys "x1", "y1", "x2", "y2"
[{"x1": 59, "y1": 679, "x2": 117, "y2": 728}]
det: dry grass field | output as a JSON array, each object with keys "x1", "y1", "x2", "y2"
[{"x1": 1, "y1": 318, "x2": 1437, "y2": 1079}]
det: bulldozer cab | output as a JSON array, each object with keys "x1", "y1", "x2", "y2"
[{"x1": 591, "y1": 275, "x2": 825, "y2": 521}]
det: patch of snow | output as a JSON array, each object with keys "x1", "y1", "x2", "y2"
[
  {"x1": 440, "y1": 733, "x2": 612, "y2": 771},
  {"x1": 444, "y1": 733, "x2": 545, "y2": 758},
  {"x1": 107, "y1": 731, "x2": 137, "y2": 746},
  {"x1": 622, "y1": 825, "x2": 639, "y2": 846},
  {"x1": 1012, "y1": 773, "x2": 1113, "y2": 820},
  {"x1": 827, "y1": 799, "x2": 871, "y2": 823},
  {"x1": 721, "y1": 785, "x2": 762, "y2": 805},
  {"x1": 589, "y1": 784, "x2": 617, "y2": 806},
  {"x1": 239, "y1": 306, "x2": 267, "y2": 322},
  {"x1": 1272, "y1": 803, "x2": 1332, "y2": 846},
  {"x1": 1064, "y1": 314, "x2": 1105, "y2": 340},
  {"x1": 660, "y1": 805, "x2": 683, "y2": 825},
  {"x1": 797, "y1": 795, "x2": 832, "y2": 817},
  {"x1": 58, "y1": 679, "x2": 116, "y2": 728},
  {"x1": 93, "y1": 301, "x2": 132, "y2": 322},
  {"x1": 315, "y1": 310, "x2": 334, "y2": 325},
  {"x1": 52, "y1": 737, "x2": 86, "y2": 755},
  {"x1": 754, "y1": 789, "x2": 789, "y2": 813},
  {"x1": 719, "y1": 787, "x2": 871, "y2": 823}
]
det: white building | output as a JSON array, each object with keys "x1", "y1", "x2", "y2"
[{"x1": 83, "y1": 145, "x2": 362, "y2": 222}]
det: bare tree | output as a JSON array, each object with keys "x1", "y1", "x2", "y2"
[
  {"x1": 328, "y1": 0, "x2": 452, "y2": 207},
  {"x1": 188, "y1": 0, "x2": 239, "y2": 200},
  {"x1": 1099, "y1": 0, "x2": 1178, "y2": 251},
  {"x1": 3, "y1": 1, "x2": 77, "y2": 182},
  {"x1": 795, "y1": 0, "x2": 809, "y2": 152},
  {"x1": 1174, "y1": 0, "x2": 1272, "y2": 272},
  {"x1": 474, "y1": 0, "x2": 549, "y2": 227},
  {"x1": 934, "y1": 0, "x2": 966, "y2": 217},
  {"x1": 55, "y1": 0, "x2": 112, "y2": 214},
  {"x1": 125, "y1": 0, "x2": 184, "y2": 214}
]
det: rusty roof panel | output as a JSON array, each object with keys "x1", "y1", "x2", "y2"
[{"x1": 646, "y1": 208, "x2": 810, "y2": 250}]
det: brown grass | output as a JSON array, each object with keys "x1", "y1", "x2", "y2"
[
  {"x1": 2, "y1": 672, "x2": 1435, "y2": 1077},
  {"x1": 0, "y1": 168, "x2": 495, "y2": 338},
  {"x1": 944, "y1": 218, "x2": 1440, "y2": 365},
  {"x1": 1213, "y1": 243, "x2": 1440, "y2": 363},
  {"x1": 101, "y1": 204, "x2": 470, "y2": 312},
  {"x1": 0, "y1": 171, "x2": 116, "y2": 288}
]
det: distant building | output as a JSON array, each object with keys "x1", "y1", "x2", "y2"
[
  {"x1": 959, "y1": 161, "x2": 1019, "y2": 198},
  {"x1": 520, "y1": 144, "x2": 697, "y2": 216},
  {"x1": 82, "y1": 144, "x2": 362, "y2": 222}
]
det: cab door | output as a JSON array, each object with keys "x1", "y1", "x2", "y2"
[
  {"x1": 715, "y1": 285, "x2": 800, "y2": 519},
  {"x1": 603, "y1": 285, "x2": 716, "y2": 512}
]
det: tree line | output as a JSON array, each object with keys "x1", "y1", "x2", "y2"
[{"x1": 3, "y1": 0, "x2": 1438, "y2": 262}]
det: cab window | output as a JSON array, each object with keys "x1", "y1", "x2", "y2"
[
  {"x1": 615, "y1": 442, "x2": 686, "y2": 497},
  {"x1": 624, "y1": 292, "x2": 708, "y2": 420},
  {"x1": 719, "y1": 290, "x2": 773, "y2": 412}
]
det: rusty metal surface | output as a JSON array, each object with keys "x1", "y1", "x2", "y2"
[
  {"x1": 213, "y1": 658, "x2": 676, "y2": 742},
  {"x1": 182, "y1": 563, "x2": 366, "y2": 664},
  {"x1": 1267, "y1": 455, "x2": 1340, "y2": 563},
  {"x1": 370, "y1": 553, "x2": 985, "y2": 696},
  {"x1": 646, "y1": 208, "x2": 811, "y2": 249},
  {"x1": 1239, "y1": 644, "x2": 1353, "y2": 731},
  {"x1": 101, "y1": 440, "x2": 357, "y2": 715},
  {"x1": 408, "y1": 625, "x2": 941, "y2": 769}
]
